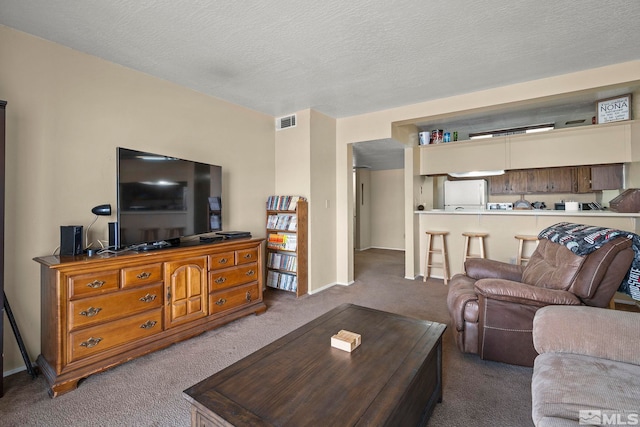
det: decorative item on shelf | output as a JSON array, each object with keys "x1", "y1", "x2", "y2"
[
  {"x1": 513, "y1": 195, "x2": 532, "y2": 210},
  {"x1": 431, "y1": 129, "x2": 443, "y2": 144},
  {"x1": 418, "y1": 131, "x2": 430, "y2": 145},
  {"x1": 596, "y1": 94, "x2": 631, "y2": 124},
  {"x1": 443, "y1": 132, "x2": 451, "y2": 143},
  {"x1": 417, "y1": 204, "x2": 425, "y2": 211}
]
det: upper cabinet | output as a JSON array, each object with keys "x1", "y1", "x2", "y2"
[
  {"x1": 420, "y1": 120, "x2": 639, "y2": 175},
  {"x1": 420, "y1": 136, "x2": 507, "y2": 175},
  {"x1": 508, "y1": 121, "x2": 633, "y2": 169}
]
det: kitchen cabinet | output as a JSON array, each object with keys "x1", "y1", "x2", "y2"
[
  {"x1": 491, "y1": 165, "x2": 620, "y2": 195},
  {"x1": 420, "y1": 120, "x2": 638, "y2": 176},
  {"x1": 508, "y1": 122, "x2": 632, "y2": 170},
  {"x1": 591, "y1": 164, "x2": 624, "y2": 190},
  {"x1": 489, "y1": 170, "x2": 527, "y2": 194},
  {"x1": 526, "y1": 169, "x2": 549, "y2": 193},
  {"x1": 547, "y1": 167, "x2": 574, "y2": 193},
  {"x1": 420, "y1": 137, "x2": 507, "y2": 175},
  {"x1": 575, "y1": 164, "x2": 624, "y2": 193}
]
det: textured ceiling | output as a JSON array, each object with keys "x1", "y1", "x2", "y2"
[
  {"x1": 1, "y1": 0, "x2": 640, "y2": 120},
  {"x1": 1, "y1": 1, "x2": 640, "y2": 170}
]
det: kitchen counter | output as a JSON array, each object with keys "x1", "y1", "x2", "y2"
[
  {"x1": 416, "y1": 209, "x2": 640, "y2": 217},
  {"x1": 417, "y1": 209, "x2": 640, "y2": 280}
]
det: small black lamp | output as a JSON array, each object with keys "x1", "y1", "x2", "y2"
[
  {"x1": 91, "y1": 204, "x2": 112, "y2": 216},
  {"x1": 86, "y1": 204, "x2": 112, "y2": 253}
]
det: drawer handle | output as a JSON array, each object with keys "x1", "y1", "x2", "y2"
[
  {"x1": 137, "y1": 272, "x2": 151, "y2": 279},
  {"x1": 215, "y1": 298, "x2": 227, "y2": 306},
  {"x1": 139, "y1": 294, "x2": 157, "y2": 303},
  {"x1": 246, "y1": 291, "x2": 252, "y2": 302},
  {"x1": 243, "y1": 253, "x2": 252, "y2": 259},
  {"x1": 140, "y1": 320, "x2": 157, "y2": 329},
  {"x1": 86, "y1": 280, "x2": 105, "y2": 289},
  {"x1": 79, "y1": 307, "x2": 102, "y2": 317},
  {"x1": 245, "y1": 270, "x2": 255, "y2": 276},
  {"x1": 218, "y1": 258, "x2": 228, "y2": 264},
  {"x1": 79, "y1": 337, "x2": 103, "y2": 348},
  {"x1": 215, "y1": 277, "x2": 227, "y2": 284}
]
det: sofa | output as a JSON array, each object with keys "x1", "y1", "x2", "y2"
[
  {"x1": 531, "y1": 305, "x2": 640, "y2": 426},
  {"x1": 447, "y1": 236, "x2": 634, "y2": 366}
]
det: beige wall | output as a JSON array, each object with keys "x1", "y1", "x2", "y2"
[
  {"x1": 370, "y1": 169, "x2": 404, "y2": 250},
  {"x1": 336, "y1": 61, "x2": 640, "y2": 284},
  {"x1": 0, "y1": 26, "x2": 275, "y2": 373},
  {"x1": 354, "y1": 169, "x2": 371, "y2": 249},
  {"x1": 274, "y1": 109, "x2": 337, "y2": 293},
  {"x1": 309, "y1": 110, "x2": 337, "y2": 291}
]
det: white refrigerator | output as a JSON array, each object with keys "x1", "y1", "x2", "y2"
[{"x1": 444, "y1": 179, "x2": 488, "y2": 211}]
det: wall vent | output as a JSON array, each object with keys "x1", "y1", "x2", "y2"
[{"x1": 276, "y1": 114, "x2": 297, "y2": 130}]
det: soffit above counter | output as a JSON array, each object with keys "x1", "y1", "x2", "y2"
[{"x1": 419, "y1": 120, "x2": 640, "y2": 176}]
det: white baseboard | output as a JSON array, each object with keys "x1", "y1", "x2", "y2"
[
  {"x1": 308, "y1": 281, "x2": 354, "y2": 295},
  {"x1": 3, "y1": 364, "x2": 29, "y2": 377}
]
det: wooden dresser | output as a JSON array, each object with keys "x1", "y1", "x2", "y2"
[{"x1": 34, "y1": 238, "x2": 265, "y2": 397}]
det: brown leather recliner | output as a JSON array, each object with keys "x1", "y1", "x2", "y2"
[{"x1": 447, "y1": 236, "x2": 634, "y2": 367}]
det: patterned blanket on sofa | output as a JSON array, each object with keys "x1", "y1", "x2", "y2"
[{"x1": 538, "y1": 222, "x2": 640, "y2": 301}]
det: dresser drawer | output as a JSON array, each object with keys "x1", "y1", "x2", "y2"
[
  {"x1": 121, "y1": 263, "x2": 163, "y2": 288},
  {"x1": 69, "y1": 284, "x2": 163, "y2": 330},
  {"x1": 209, "y1": 251, "x2": 235, "y2": 270},
  {"x1": 69, "y1": 270, "x2": 120, "y2": 299},
  {"x1": 209, "y1": 282, "x2": 259, "y2": 316},
  {"x1": 236, "y1": 247, "x2": 259, "y2": 265},
  {"x1": 208, "y1": 263, "x2": 258, "y2": 292},
  {"x1": 69, "y1": 308, "x2": 163, "y2": 362}
]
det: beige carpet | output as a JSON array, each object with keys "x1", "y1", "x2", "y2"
[{"x1": 0, "y1": 249, "x2": 533, "y2": 426}]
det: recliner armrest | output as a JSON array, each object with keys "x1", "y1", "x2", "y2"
[
  {"x1": 533, "y1": 305, "x2": 640, "y2": 366},
  {"x1": 465, "y1": 258, "x2": 524, "y2": 282},
  {"x1": 475, "y1": 279, "x2": 582, "y2": 307}
]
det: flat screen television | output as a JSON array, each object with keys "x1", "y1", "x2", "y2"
[{"x1": 116, "y1": 147, "x2": 222, "y2": 249}]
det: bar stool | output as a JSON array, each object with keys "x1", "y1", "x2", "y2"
[
  {"x1": 515, "y1": 235, "x2": 539, "y2": 265},
  {"x1": 462, "y1": 232, "x2": 488, "y2": 271},
  {"x1": 423, "y1": 231, "x2": 450, "y2": 285}
]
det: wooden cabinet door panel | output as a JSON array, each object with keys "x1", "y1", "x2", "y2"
[
  {"x1": 165, "y1": 257, "x2": 207, "y2": 328},
  {"x1": 526, "y1": 169, "x2": 549, "y2": 193},
  {"x1": 591, "y1": 164, "x2": 623, "y2": 190},
  {"x1": 547, "y1": 167, "x2": 574, "y2": 193}
]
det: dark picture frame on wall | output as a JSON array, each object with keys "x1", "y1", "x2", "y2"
[{"x1": 596, "y1": 94, "x2": 632, "y2": 124}]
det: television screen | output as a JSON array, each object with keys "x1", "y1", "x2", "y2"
[{"x1": 117, "y1": 147, "x2": 222, "y2": 248}]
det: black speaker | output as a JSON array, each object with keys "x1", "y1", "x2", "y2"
[
  {"x1": 108, "y1": 222, "x2": 119, "y2": 249},
  {"x1": 60, "y1": 225, "x2": 83, "y2": 256}
]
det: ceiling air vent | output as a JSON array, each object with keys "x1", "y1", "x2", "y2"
[{"x1": 276, "y1": 114, "x2": 297, "y2": 131}]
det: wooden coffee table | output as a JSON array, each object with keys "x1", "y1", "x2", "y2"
[{"x1": 183, "y1": 303, "x2": 446, "y2": 426}]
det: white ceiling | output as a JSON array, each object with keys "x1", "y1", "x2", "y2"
[{"x1": 1, "y1": 1, "x2": 640, "y2": 169}]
